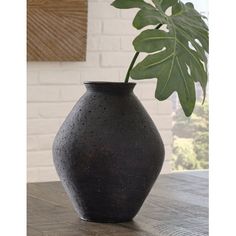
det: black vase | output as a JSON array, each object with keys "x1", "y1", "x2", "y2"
[{"x1": 53, "y1": 82, "x2": 165, "y2": 223}]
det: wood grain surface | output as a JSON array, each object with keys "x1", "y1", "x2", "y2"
[
  {"x1": 27, "y1": 0, "x2": 88, "y2": 61},
  {"x1": 27, "y1": 171, "x2": 209, "y2": 236}
]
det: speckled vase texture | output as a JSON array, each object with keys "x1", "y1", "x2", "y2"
[{"x1": 53, "y1": 82, "x2": 165, "y2": 223}]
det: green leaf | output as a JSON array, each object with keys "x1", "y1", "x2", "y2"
[
  {"x1": 130, "y1": 0, "x2": 208, "y2": 116},
  {"x1": 133, "y1": 9, "x2": 167, "y2": 29},
  {"x1": 111, "y1": 0, "x2": 154, "y2": 10},
  {"x1": 152, "y1": 0, "x2": 181, "y2": 12}
]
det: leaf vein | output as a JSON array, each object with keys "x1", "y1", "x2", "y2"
[
  {"x1": 145, "y1": 53, "x2": 174, "y2": 69},
  {"x1": 142, "y1": 36, "x2": 174, "y2": 41},
  {"x1": 176, "y1": 39, "x2": 205, "y2": 72},
  {"x1": 176, "y1": 56, "x2": 190, "y2": 98}
]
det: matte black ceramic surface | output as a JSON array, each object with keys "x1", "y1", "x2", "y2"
[{"x1": 53, "y1": 82, "x2": 165, "y2": 223}]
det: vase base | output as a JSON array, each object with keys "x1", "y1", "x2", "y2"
[{"x1": 80, "y1": 216, "x2": 133, "y2": 223}]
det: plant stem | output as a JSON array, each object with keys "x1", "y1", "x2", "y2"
[
  {"x1": 124, "y1": 23, "x2": 163, "y2": 83},
  {"x1": 124, "y1": 52, "x2": 139, "y2": 83}
]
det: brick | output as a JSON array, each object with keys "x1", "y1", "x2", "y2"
[
  {"x1": 37, "y1": 134, "x2": 55, "y2": 150},
  {"x1": 60, "y1": 53, "x2": 100, "y2": 68},
  {"x1": 103, "y1": 19, "x2": 138, "y2": 35},
  {"x1": 28, "y1": 86, "x2": 60, "y2": 102},
  {"x1": 157, "y1": 100, "x2": 173, "y2": 114},
  {"x1": 120, "y1": 8, "x2": 138, "y2": 19},
  {"x1": 141, "y1": 100, "x2": 159, "y2": 115},
  {"x1": 27, "y1": 150, "x2": 53, "y2": 167},
  {"x1": 87, "y1": 37, "x2": 100, "y2": 51},
  {"x1": 138, "y1": 82, "x2": 156, "y2": 100},
  {"x1": 33, "y1": 102, "x2": 75, "y2": 118},
  {"x1": 27, "y1": 168, "x2": 40, "y2": 183},
  {"x1": 87, "y1": 19, "x2": 102, "y2": 35},
  {"x1": 133, "y1": 85, "x2": 143, "y2": 99},
  {"x1": 27, "y1": 119, "x2": 62, "y2": 135},
  {"x1": 27, "y1": 134, "x2": 56, "y2": 151},
  {"x1": 80, "y1": 68, "x2": 120, "y2": 82},
  {"x1": 119, "y1": 68, "x2": 152, "y2": 82},
  {"x1": 152, "y1": 115, "x2": 173, "y2": 130},
  {"x1": 100, "y1": 37, "x2": 120, "y2": 51},
  {"x1": 27, "y1": 103, "x2": 40, "y2": 118},
  {"x1": 27, "y1": 70, "x2": 39, "y2": 85},
  {"x1": 38, "y1": 167, "x2": 59, "y2": 182},
  {"x1": 121, "y1": 36, "x2": 135, "y2": 51},
  {"x1": 27, "y1": 167, "x2": 59, "y2": 183},
  {"x1": 60, "y1": 85, "x2": 86, "y2": 101},
  {"x1": 87, "y1": 36, "x2": 120, "y2": 51},
  {"x1": 141, "y1": 99, "x2": 173, "y2": 116},
  {"x1": 27, "y1": 62, "x2": 61, "y2": 71},
  {"x1": 101, "y1": 52, "x2": 133, "y2": 67},
  {"x1": 119, "y1": 68, "x2": 129, "y2": 82},
  {"x1": 159, "y1": 130, "x2": 173, "y2": 145},
  {"x1": 39, "y1": 71, "x2": 80, "y2": 85},
  {"x1": 27, "y1": 135, "x2": 38, "y2": 151},
  {"x1": 88, "y1": 2, "x2": 119, "y2": 19}
]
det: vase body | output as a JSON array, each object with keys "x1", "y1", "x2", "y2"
[{"x1": 53, "y1": 82, "x2": 165, "y2": 223}]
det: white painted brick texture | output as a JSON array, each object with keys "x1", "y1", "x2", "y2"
[{"x1": 27, "y1": 0, "x2": 173, "y2": 182}]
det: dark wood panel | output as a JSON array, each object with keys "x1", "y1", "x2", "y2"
[
  {"x1": 27, "y1": 171, "x2": 209, "y2": 236},
  {"x1": 27, "y1": 0, "x2": 88, "y2": 61}
]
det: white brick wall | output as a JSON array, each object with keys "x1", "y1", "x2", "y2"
[{"x1": 27, "y1": 0, "x2": 173, "y2": 182}]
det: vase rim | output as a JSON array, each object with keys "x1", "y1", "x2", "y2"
[
  {"x1": 84, "y1": 81, "x2": 136, "y2": 85},
  {"x1": 84, "y1": 81, "x2": 136, "y2": 94}
]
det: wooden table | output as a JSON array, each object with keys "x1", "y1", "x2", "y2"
[{"x1": 28, "y1": 171, "x2": 208, "y2": 236}]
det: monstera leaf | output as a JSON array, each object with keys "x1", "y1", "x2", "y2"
[
  {"x1": 111, "y1": 0, "x2": 155, "y2": 9},
  {"x1": 112, "y1": 0, "x2": 208, "y2": 116}
]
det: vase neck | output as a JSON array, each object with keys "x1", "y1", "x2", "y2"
[{"x1": 84, "y1": 82, "x2": 136, "y2": 95}]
